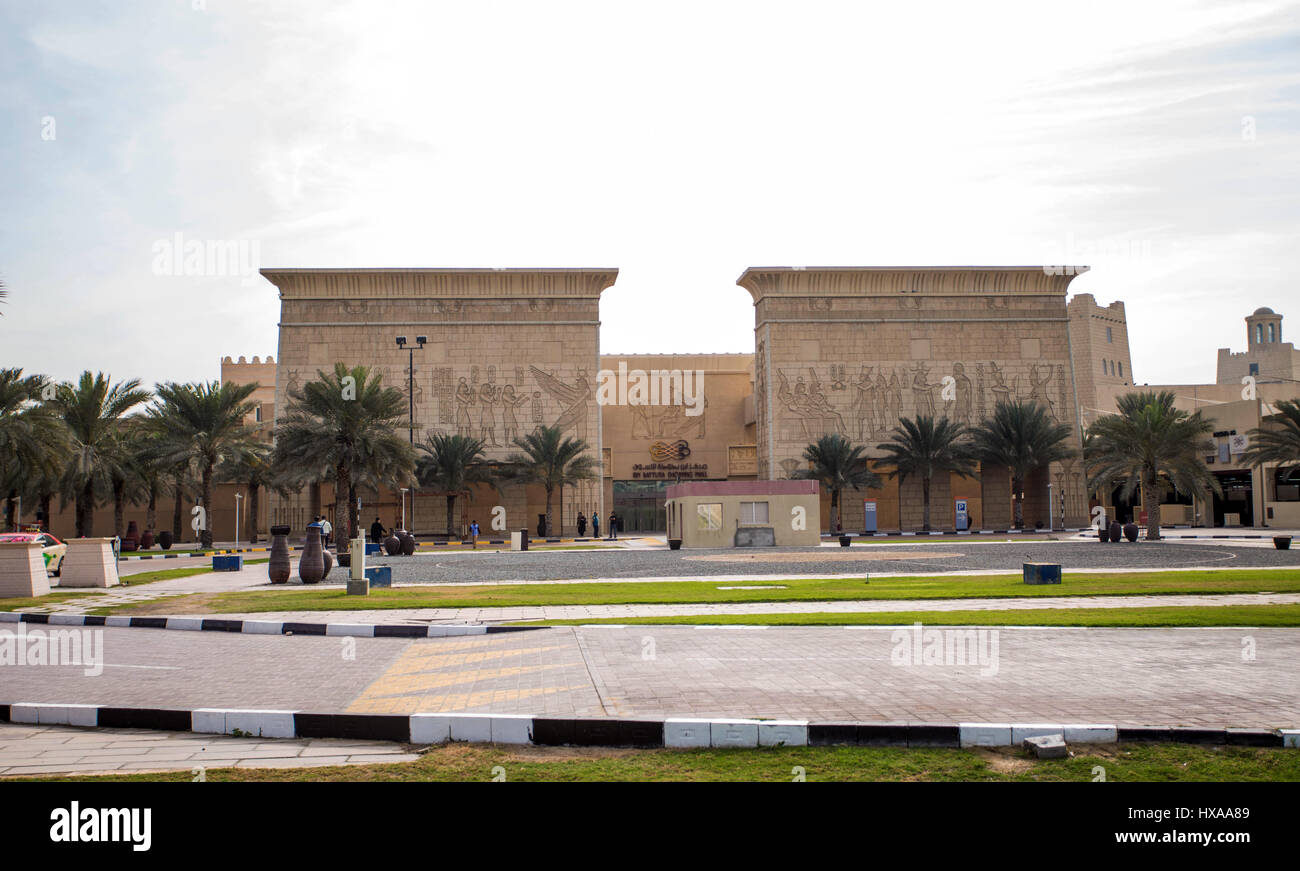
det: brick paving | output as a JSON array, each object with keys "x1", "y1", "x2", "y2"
[
  {"x1": 3, "y1": 625, "x2": 1298, "y2": 728},
  {"x1": 0, "y1": 723, "x2": 417, "y2": 777}
]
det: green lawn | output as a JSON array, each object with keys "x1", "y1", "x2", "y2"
[
  {"x1": 18, "y1": 742, "x2": 1300, "y2": 782},
  {"x1": 521, "y1": 603, "x2": 1300, "y2": 628},
  {"x1": 108, "y1": 568, "x2": 1300, "y2": 615}
]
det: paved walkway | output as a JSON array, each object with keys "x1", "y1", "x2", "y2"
[
  {"x1": 0, "y1": 723, "x2": 418, "y2": 777},
  {"x1": 3, "y1": 625, "x2": 1298, "y2": 728},
  {"x1": 203, "y1": 591, "x2": 1300, "y2": 626}
]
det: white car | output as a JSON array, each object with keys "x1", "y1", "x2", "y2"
[{"x1": 0, "y1": 531, "x2": 68, "y2": 576}]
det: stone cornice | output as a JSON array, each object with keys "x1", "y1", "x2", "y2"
[
  {"x1": 262, "y1": 268, "x2": 619, "y2": 300},
  {"x1": 737, "y1": 266, "x2": 1087, "y2": 302}
]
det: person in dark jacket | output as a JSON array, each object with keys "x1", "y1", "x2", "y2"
[
  {"x1": 608, "y1": 511, "x2": 618, "y2": 541},
  {"x1": 577, "y1": 512, "x2": 587, "y2": 537},
  {"x1": 370, "y1": 517, "x2": 385, "y2": 544}
]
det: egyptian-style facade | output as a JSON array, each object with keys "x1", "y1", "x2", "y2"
[{"x1": 46, "y1": 265, "x2": 1300, "y2": 541}]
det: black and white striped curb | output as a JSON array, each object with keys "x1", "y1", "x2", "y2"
[
  {"x1": 1, "y1": 704, "x2": 1295, "y2": 750},
  {"x1": 0, "y1": 612, "x2": 535, "y2": 639}
]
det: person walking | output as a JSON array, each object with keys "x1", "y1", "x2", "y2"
[
  {"x1": 369, "y1": 516, "x2": 385, "y2": 544},
  {"x1": 608, "y1": 511, "x2": 618, "y2": 541},
  {"x1": 576, "y1": 512, "x2": 586, "y2": 537},
  {"x1": 320, "y1": 516, "x2": 332, "y2": 547},
  {"x1": 469, "y1": 520, "x2": 480, "y2": 550},
  {"x1": 591, "y1": 513, "x2": 599, "y2": 540}
]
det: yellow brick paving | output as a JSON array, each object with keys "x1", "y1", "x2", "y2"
[{"x1": 346, "y1": 632, "x2": 600, "y2": 715}]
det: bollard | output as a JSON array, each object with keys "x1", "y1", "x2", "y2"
[{"x1": 347, "y1": 536, "x2": 368, "y2": 595}]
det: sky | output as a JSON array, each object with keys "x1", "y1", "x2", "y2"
[{"x1": 1, "y1": 0, "x2": 1297, "y2": 388}]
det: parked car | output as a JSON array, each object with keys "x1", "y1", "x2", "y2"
[{"x1": 0, "y1": 531, "x2": 68, "y2": 576}]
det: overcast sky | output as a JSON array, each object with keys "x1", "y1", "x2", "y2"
[{"x1": 2, "y1": 0, "x2": 1297, "y2": 388}]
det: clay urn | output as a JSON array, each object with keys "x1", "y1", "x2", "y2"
[
  {"x1": 299, "y1": 523, "x2": 325, "y2": 584},
  {"x1": 268, "y1": 524, "x2": 292, "y2": 584},
  {"x1": 321, "y1": 548, "x2": 334, "y2": 580},
  {"x1": 384, "y1": 533, "x2": 402, "y2": 556},
  {"x1": 399, "y1": 529, "x2": 416, "y2": 556}
]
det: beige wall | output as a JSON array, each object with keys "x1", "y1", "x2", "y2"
[{"x1": 1068, "y1": 293, "x2": 1133, "y2": 427}]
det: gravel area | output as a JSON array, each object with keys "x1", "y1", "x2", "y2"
[{"x1": 365, "y1": 540, "x2": 1300, "y2": 585}]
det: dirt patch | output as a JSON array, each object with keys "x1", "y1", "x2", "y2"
[
  {"x1": 684, "y1": 550, "x2": 961, "y2": 563},
  {"x1": 503, "y1": 745, "x2": 641, "y2": 762},
  {"x1": 974, "y1": 747, "x2": 1036, "y2": 773}
]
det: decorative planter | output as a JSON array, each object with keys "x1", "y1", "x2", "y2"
[
  {"x1": 668, "y1": 538, "x2": 682, "y2": 551},
  {"x1": 1097, "y1": 526, "x2": 1108, "y2": 542},
  {"x1": 59, "y1": 538, "x2": 120, "y2": 588},
  {"x1": 321, "y1": 549, "x2": 334, "y2": 580},
  {"x1": 399, "y1": 530, "x2": 416, "y2": 556},
  {"x1": 839, "y1": 535, "x2": 852, "y2": 547},
  {"x1": 119, "y1": 536, "x2": 138, "y2": 552},
  {"x1": 1108, "y1": 521, "x2": 1122, "y2": 543},
  {"x1": 123, "y1": 521, "x2": 140, "y2": 548},
  {"x1": 1123, "y1": 522, "x2": 1139, "y2": 542},
  {"x1": 158, "y1": 530, "x2": 173, "y2": 550},
  {"x1": 384, "y1": 533, "x2": 402, "y2": 556},
  {"x1": 140, "y1": 529, "x2": 155, "y2": 550},
  {"x1": 268, "y1": 525, "x2": 291, "y2": 584},
  {"x1": 1275, "y1": 536, "x2": 1292, "y2": 550},
  {"x1": 298, "y1": 523, "x2": 325, "y2": 584}
]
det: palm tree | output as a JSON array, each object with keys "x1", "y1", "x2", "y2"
[
  {"x1": 271, "y1": 364, "x2": 415, "y2": 540},
  {"x1": 1085, "y1": 390, "x2": 1220, "y2": 540},
  {"x1": 970, "y1": 400, "x2": 1076, "y2": 529},
  {"x1": 0, "y1": 369, "x2": 64, "y2": 531},
  {"x1": 793, "y1": 433, "x2": 881, "y2": 534},
  {"x1": 1242, "y1": 400, "x2": 1300, "y2": 491},
  {"x1": 416, "y1": 433, "x2": 498, "y2": 538},
  {"x1": 503, "y1": 425, "x2": 597, "y2": 537},
  {"x1": 876, "y1": 415, "x2": 976, "y2": 531},
  {"x1": 106, "y1": 422, "x2": 149, "y2": 539},
  {"x1": 148, "y1": 381, "x2": 260, "y2": 548},
  {"x1": 51, "y1": 372, "x2": 151, "y2": 537}
]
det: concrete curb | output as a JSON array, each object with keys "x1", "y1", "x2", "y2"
[
  {"x1": 0, "y1": 704, "x2": 1294, "y2": 750},
  {"x1": 0, "y1": 611, "x2": 538, "y2": 639}
]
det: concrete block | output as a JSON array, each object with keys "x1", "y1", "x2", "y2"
[
  {"x1": 1063, "y1": 724, "x2": 1118, "y2": 744},
  {"x1": 491, "y1": 714, "x2": 535, "y2": 744},
  {"x1": 0, "y1": 542, "x2": 51, "y2": 597},
  {"x1": 1023, "y1": 734, "x2": 1068, "y2": 759},
  {"x1": 1012, "y1": 723, "x2": 1065, "y2": 744},
  {"x1": 1280, "y1": 729, "x2": 1299, "y2": 749},
  {"x1": 959, "y1": 722, "x2": 1014, "y2": 747},
  {"x1": 9, "y1": 703, "x2": 98, "y2": 727},
  {"x1": 59, "y1": 538, "x2": 119, "y2": 588},
  {"x1": 165, "y1": 617, "x2": 204, "y2": 631},
  {"x1": 0, "y1": 611, "x2": 19, "y2": 623},
  {"x1": 104, "y1": 616, "x2": 132, "y2": 627},
  {"x1": 47, "y1": 614, "x2": 86, "y2": 626},
  {"x1": 346, "y1": 580, "x2": 369, "y2": 596},
  {"x1": 711, "y1": 719, "x2": 760, "y2": 748},
  {"x1": 758, "y1": 720, "x2": 809, "y2": 747},
  {"x1": 240, "y1": 621, "x2": 283, "y2": 635},
  {"x1": 665, "y1": 718, "x2": 712, "y2": 748},
  {"x1": 325, "y1": 623, "x2": 375, "y2": 637},
  {"x1": 409, "y1": 714, "x2": 453, "y2": 744},
  {"x1": 225, "y1": 709, "x2": 298, "y2": 739},
  {"x1": 448, "y1": 714, "x2": 494, "y2": 743}
]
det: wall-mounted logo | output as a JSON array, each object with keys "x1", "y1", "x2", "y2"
[{"x1": 649, "y1": 440, "x2": 690, "y2": 461}]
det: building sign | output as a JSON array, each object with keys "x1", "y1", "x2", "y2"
[
  {"x1": 649, "y1": 439, "x2": 691, "y2": 461},
  {"x1": 728, "y1": 445, "x2": 758, "y2": 476},
  {"x1": 863, "y1": 499, "x2": 877, "y2": 533},
  {"x1": 1229, "y1": 433, "x2": 1249, "y2": 455},
  {"x1": 954, "y1": 498, "x2": 969, "y2": 531},
  {"x1": 632, "y1": 462, "x2": 709, "y2": 480}
]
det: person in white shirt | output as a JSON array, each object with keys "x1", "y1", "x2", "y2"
[{"x1": 320, "y1": 517, "x2": 333, "y2": 546}]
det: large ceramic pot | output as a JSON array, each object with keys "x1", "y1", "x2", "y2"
[
  {"x1": 124, "y1": 520, "x2": 140, "y2": 543},
  {"x1": 668, "y1": 538, "x2": 682, "y2": 551},
  {"x1": 299, "y1": 523, "x2": 325, "y2": 584},
  {"x1": 321, "y1": 549, "x2": 334, "y2": 580},
  {"x1": 1108, "y1": 521, "x2": 1122, "y2": 543},
  {"x1": 1123, "y1": 522, "x2": 1139, "y2": 543},
  {"x1": 1275, "y1": 536, "x2": 1292, "y2": 550},
  {"x1": 158, "y1": 530, "x2": 173, "y2": 550},
  {"x1": 120, "y1": 536, "x2": 138, "y2": 552},
  {"x1": 140, "y1": 529, "x2": 155, "y2": 550},
  {"x1": 1097, "y1": 525, "x2": 1108, "y2": 542},
  {"x1": 399, "y1": 530, "x2": 416, "y2": 556},
  {"x1": 268, "y1": 525, "x2": 291, "y2": 584},
  {"x1": 384, "y1": 533, "x2": 402, "y2": 556}
]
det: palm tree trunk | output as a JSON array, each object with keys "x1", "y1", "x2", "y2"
[
  {"x1": 545, "y1": 487, "x2": 554, "y2": 537},
  {"x1": 39, "y1": 493, "x2": 52, "y2": 532},
  {"x1": 830, "y1": 489, "x2": 840, "y2": 534},
  {"x1": 921, "y1": 477, "x2": 932, "y2": 531},
  {"x1": 4, "y1": 490, "x2": 15, "y2": 532},
  {"x1": 335, "y1": 462, "x2": 352, "y2": 540},
  {"x1": 146, "y1": 485, "x2": 158, "y2": 533},
  {"x1": 79, "y1": 478, "x2": 95, "y2": 537},
  {"x1": 172, "y1": 476, "x2": 185, "y2": 539},
  {"x1": 247, "y1": 480, "x2": 260, "y2": 544},
  {"x1": 446, "y1": 494, "x2": 456, "y2": 538},
  {"x1": 1143, "y1": 473, "x2": 1161, "y2": 541},
  {"x1": 1012, "y1": 476, "x2": 1025, "y2": 529},
  {"x1": 113, "y1": 479, "x2": 126, "y2": 538},
  {"x1": 200, "y1": 465, "x2": 214, "y2": 548}
]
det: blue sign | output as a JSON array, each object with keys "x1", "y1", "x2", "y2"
[
  {"x1": 863, "y1": 500, "x2": 877, "y2": 533},
  {"x1": 954, "y1": 499, "x2": 969, "y2": 531}
]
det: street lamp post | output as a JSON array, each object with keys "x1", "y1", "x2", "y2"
[
  {"x1": 234, "y1": 492, "x2": 243, "y2": 550},
  {"x1": 396, "y1": 335, "x2": 425, "y2": 535}
]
